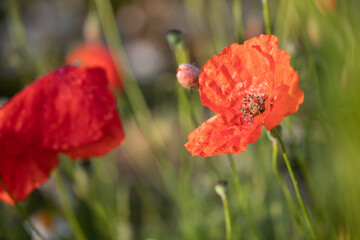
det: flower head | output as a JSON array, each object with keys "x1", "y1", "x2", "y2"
[
  {"x1": 65, "y1": 43, "x2": 123, "y2": 89},
  {"x1": 185, "y1": 34, "x2": 304, "y2": 157},
  {"x1": 0, "y1": 66, "x2": 125, "y2": 204}
]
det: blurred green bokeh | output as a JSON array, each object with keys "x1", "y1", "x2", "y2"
[{"x1": 1, "y1": 0, "x2": 360, "y2": 239}]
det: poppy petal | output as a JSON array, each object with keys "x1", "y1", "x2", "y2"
[
  {"x1": 28, "y1": 66, "x2": 124, "y2": 156},
  {"x1": 0, "y1": 66, "x2": 125, "y2": 203},
  {"x1": 244, "y1": 34, "x2": 304, "y2": 129},
  {"x1": 264, "y1": 72, "x2": 304, "y2": 130},
  {"x1": 199, "y1": 44, "x2": 274, "y2": 115},
  {"x1": 244, "y1": 34, "x2": 280, "y2": 57},
  {"x1": 0, "y1": 132, "x2": 58, "y2": 205},
  {"x1": 65, "y1": 109, "x2": 125, "y2": 159},
  {"x1": 185, "y1": 114, "x2": 262, "y2": 157}
]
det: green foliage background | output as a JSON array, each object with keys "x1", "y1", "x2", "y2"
[{"x1": 1, "y1": 0, "x2": 360, "y2": 239}]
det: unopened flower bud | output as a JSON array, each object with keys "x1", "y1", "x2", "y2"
[
  {"x1": 83, "y1": 12, "x2": 101, "y2": 44},
  {"x1": 176, "y1": 63, "x2": 200, "y2": 89},
  {"x1": 166, "y1": 29, "x2": 183, "y2": 48},
  {"x1": 215, "y1": 180, "x2": 228, "y2": 198}
]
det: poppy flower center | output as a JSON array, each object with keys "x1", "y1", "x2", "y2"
[{"x1": 240, "y1": 94, "x2": 267, "y2": 124}]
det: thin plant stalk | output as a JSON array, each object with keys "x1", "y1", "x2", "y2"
[
  {"x1": 93, "y1": 0, "x2": 165, "y2": 150},
  {"x1": 93, "y1": 0, "x2": 178, "y2": 193},
  {"x1": 222, "y1": 195, "x2": 232, "y2": 240},
  {"x1": 232, "y1": 0, "x2": 244, "y2": 42},
  {"x1": 0, "y1": 176, "x2": 47, "y2": 240},
  {"x1": 215, "y1": 183, "x2": 232, "y2": 240},
  {"x1": 168, "y1": 34, "x2": 199, "y2": 128},
  {"x1": 7, "y1": 0, "x2": 48, "y2": 76},
  {"x1": 54, "y1": 170, "x2": 86, "y2": 240},
  {"x1": 271, "y1": 128, "x2": 317, "y2": 239},
  {"x1": 261, "y1": 0, "x2": 272, "y2": 35},
  {"x1": 272, "y1": 140, "x2": 300, "y2": 223},
  {"x1": 92, "y1": 9, "x2": 200, "y2": 240},
  {"x1": 227, "y1": 154, "x2": 259, "y2": 239},
  {"x1": 228, "y1": 154, "x2": 247, "y2": 211}
]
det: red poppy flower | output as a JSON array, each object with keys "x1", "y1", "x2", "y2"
[
  {"x1": 185, "y1": 34, "x2": 304, "y2": 157},
  {"x1": 65, "y1": 43, "x2": 123, "y2": 89},
  {"x1": 0, "y1": 66, "x2": 125, "y2": 204}
]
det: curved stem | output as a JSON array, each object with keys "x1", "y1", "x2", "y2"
[
  {"x1": 54, "y1": 170, "x2": 86, "y2": 240},
  {"x1": 271, "y1": 128, "x2": 317, "y2": 239},
  {"x1": 0, "y1": 176, "x2": 47, "y2": 240},
  {"x1": 261, "y1": 0, "x2": 272, "y2": 35}
]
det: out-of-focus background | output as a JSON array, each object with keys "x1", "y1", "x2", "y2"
[
  {"x1": 1, "y1": 0, "x2": 360, "y2": 239},
  {"x1": 0, "y1": 0, "x2": 267, "y2": 94}
]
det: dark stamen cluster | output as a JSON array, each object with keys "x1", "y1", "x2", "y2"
[{"x1": 239, "y1": 94, "x2": 267, "y2": 124}]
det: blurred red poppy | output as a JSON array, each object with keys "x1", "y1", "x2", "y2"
[
  {"x1": 185, "y1": 34, "x2": 304, "y2": 157},
  {"x1": 65, "y1": 43, "x2": 123, "y2": 89},
  {"x1": 0, "y1": 66, "x2": 125, "y2": 204}
]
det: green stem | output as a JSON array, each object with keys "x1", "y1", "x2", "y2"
[
  {"x1": 174, "y1": 43, "x2": 190, "y2": 65},
  {"x1": 228, "y1": 155, "x2": 246, "y2": 211},
  {"x1": 271, "y1": 128, "x2": 317, "y2": 239},
  {"x1": 232, "y1": 0, "x2": 244, "y2": 42},
  {"x1": 167, "y1": 29, "x2": 200, "y2": 136},
  {"x1": 8, "y1": 0, "x2": 47, "y2": 76},
  {"x1": 171, "y1": 43, "x2": 199, "y2": 128},
  {"x1": 221, "y1": 195, "x2": 232, "y2": 240},
  {"x1": 261, "y1": 0, "x2": 272, "y2": 35},
  {"x1": 272, "y1": 141, "x2": 300, "y2": 223},
  {"x1": 0, "y1": 176, "x2": 47, "y2": 240},
  {"x1": 176, "y1": 83, "x2": 199, "y2": 128},
  {"x1": 94, "y1": 0, "x2": 177, "y2": 194},
  {"x1": 227, "y1": 154, "x2": 259, "y2": 239},
  {"x1": 54, "y1": 170, "x2": 86, "y2": 240},
  {"x1": 93, "y1": 0, "x2": 165, "y2": 149}
]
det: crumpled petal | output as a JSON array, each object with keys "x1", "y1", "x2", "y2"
[
  {"x1": 244, "y1": 34, "x2": 304, "y2": 129},
  {"x1": 199, "y1": 43, "x2": 274, "y2": 116},
  {"x1": 65, "y1": 43, "x2": 123, "y2": 89},
  {"x1": 185, "y1": 114, "x2": 262, "y2": 157},
  {"x1": 0, "y1": 66, "x2": 125, "y2": 204},
  {"x1": 244, "y1": 34, "x2": 280, "y2": 58}
]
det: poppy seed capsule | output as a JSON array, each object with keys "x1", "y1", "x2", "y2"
[
  {"x1": 166, "y1": 29, "x2": 183, "y2": 48},
  {"x1": 215, "y1": 180, "x2": 228, "y2": 198},
  {"x1": 176, "y1": 63, "x2": 200, "y2": 89}
]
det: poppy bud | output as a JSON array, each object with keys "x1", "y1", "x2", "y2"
[
  {"x1": 166, "y1": 29, "x2": 183, "y2": 49},
  {"x1": 83, "y1": 12, "x2": 101, "y2": 44},
  {"x1": 176, "y1": 63, "x2": 200, "y2": 89},
  {"x1": 215, "y1": 180, "x2": 228, "y2": 198}
]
